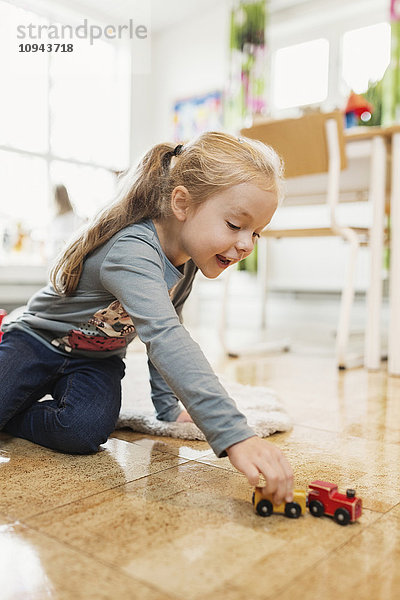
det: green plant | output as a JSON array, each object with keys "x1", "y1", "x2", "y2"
[
  {"x1": 361, "y1": 79, "x2": 383, "y2": 126},
  {"x1": 229, "y1": 1, "x2": 266, "y2": 51}
]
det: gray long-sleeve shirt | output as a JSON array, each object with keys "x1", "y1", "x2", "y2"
[{"x1": 4, "y1": 219, "x2": 255, "y2": 457}]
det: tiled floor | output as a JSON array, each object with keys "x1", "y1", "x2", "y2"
[{"x1": 1, "y1": 284, "x2": 399, "y2": 599}]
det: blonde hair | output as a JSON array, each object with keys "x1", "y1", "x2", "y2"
[{"x1": 51, "y1": 131, "x2": 283, "y2": 295}]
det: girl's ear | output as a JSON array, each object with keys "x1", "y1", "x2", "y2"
[{"x1": 170, "y1": 186, "x2": 192, "y2": 221}]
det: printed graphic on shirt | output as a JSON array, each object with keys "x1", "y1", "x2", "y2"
[
  {"x1": 51, "y1": 300, "x2": 136, "y2": 353},
  {"x1": 89, "y1": 301, "x2": 135, "y2": 337}
]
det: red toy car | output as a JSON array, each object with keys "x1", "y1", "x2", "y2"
[{"x1": 308, "y1": 480, "x2": 362, "y2": 525}]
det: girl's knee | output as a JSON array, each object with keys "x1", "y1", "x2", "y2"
[
  {"x1": 4, "y1": 392, "x2": 118, "y2": 454},
  {"x1": 49, "y1": 404, "x2": 117, "y2": 454},
  {"x1": 55, "y1": 424, "x2": 112, "y2": 454},
  {"x1": 58, "y1": 434, "x2": 103, "y2": 454},
  {"x1": 34, "y1": 414, "x2": 111, "y2": 454}
]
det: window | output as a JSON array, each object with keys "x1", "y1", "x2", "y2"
[
  {"x1": 50, "y1": 37, "x2": 130, "y2": 168},
  {"x1": 341, "y1": 22, "x2": 391, "y2": 93},
  {"x1": 0, "y1": 4, "x2": 49, "y2": 153},
  {"x1": 0, "y1": 150, "x2": 48, "y2": 229},
  {"x1": 0, "y1": 1, "x2": 131, "y2": 264},
  {"x1": 272, "y1": 38, "x2": 329, "y2": 110}
]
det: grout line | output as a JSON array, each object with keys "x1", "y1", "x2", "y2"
[
  {"x1": 18, "y1": 458, "x2": 247, "y2": 530},
  {"x1": 111, "y1": 432, "x2": 213, "y2": 459},
  {"x1": 18, "y1": 461, "x2": 192, "y2": 523}
]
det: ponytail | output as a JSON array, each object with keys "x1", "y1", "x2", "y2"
[
  {"x1": 50, "y1": 143, "x2": 178, "y2": 295},
  {"x1": 51, "y1": 132, "x2": 282, "y2": 296}
]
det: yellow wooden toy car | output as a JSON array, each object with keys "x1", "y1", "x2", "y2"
[{"x1": 252, "y1": 487, "x2": 307, "y2": 519}]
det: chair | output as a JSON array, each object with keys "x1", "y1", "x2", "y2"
[{"x1": 219, "y1": 111, "x2": 373, "y2": 369}]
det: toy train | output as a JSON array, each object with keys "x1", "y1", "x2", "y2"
[{"x1": 252, "y1": 480, "x2": 362, "y2": 526}]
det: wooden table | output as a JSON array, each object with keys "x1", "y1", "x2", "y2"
[{"x1": 345, "y1": 128, "x2": 388, "y2": 372}]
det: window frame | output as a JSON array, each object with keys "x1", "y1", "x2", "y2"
[{"x1": 268, "y1": 0, "x2": 389, "y2": 118}]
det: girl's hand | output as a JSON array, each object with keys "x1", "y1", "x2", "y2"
[
  {"x1": 226, "y1": 436, "x2": 294, "y2": 505},
  {"x1": 175, "y1": 410, "x2": 193, "y2": 423}
]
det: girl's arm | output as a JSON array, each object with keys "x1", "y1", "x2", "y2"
[
  {"x1": 148, "y1": 259, "x2": 198, "y2": 422},
  {"x1": 100, "y1": 232, "x2": 255, "y2": 457},
  {"x1": 100, "y1": 232, "x2": 293, "y2": 503},
  {"x1": 147, "y1": 357, "x2": 182, "y2": 421}
]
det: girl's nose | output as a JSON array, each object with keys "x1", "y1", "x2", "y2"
[{"x1": 235, "y1": 233, "x2": 254, "y2": 256}]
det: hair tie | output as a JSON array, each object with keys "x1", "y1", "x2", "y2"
[
  {"x1": 173, "y1": 144, "x2": 184, "y2": 156},
  {"x1": 162, "y1": 145, "x2": 184, "y2": 171}
]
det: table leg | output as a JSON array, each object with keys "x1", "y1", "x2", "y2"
[
  {"x1": 388, "y1": 132, "x2": 400, "y2": 376},
  {"x1": 364, "y1": 136, "x2": 386, "y2": 370}
]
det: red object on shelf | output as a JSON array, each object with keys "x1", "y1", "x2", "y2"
[
  {"x1": 345, "y1": 91, "x2": 374, "y2": 117},
  {"x1": 0, "y1": 309, "x2": 7, "y2": 343}
]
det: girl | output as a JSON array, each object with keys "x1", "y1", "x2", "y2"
[
  {"x1": 0, "y1": 132, "x2": 293, "y2": 505},
  {"x1": 46, "y1": 184, "x2": 84, "y2": 262}
]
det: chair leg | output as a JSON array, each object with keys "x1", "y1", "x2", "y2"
[
  {"x1": 335, "y1": 231, "x2": 360, "y2": 369},
  {"x1": 218, "y1": 268, "x2": 232, "y2": 355},
  {"x1": 257, "y1": 237, "x2": 268, "y2": 329},
  {"x1": 218, "y1": 259, "x2": 290, "y2": 358}
]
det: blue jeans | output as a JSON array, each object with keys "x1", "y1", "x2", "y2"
[{"x1": 0, "y1": 329, "x2": 125, "y2": 453}]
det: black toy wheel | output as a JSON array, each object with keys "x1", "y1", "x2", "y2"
[
  {"x1": 256, "y1": 499, "x2": 273, "y2": 517},
  {"x1": 309, "y1": 500, "x2": 324, "y2": 517},
  {"x1": 334, "y1": 508, "x2": 350, "y2": 526},
  {"x1": 285, "y1": 502, "x2": 302, "y2": 519}
]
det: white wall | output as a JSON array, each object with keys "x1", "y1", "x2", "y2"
[
  {"x1": 130, "y1": 0, "x2": 231, "y2": 164},
  {"x1": 130, "y1": 0, "x2": 389, "y2": 292}
]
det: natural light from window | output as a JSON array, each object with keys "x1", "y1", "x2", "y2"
[
  {"x1": 341, "y1": 22, "x2": 391, "y2": 93},
  {"x1": 50, "y1": 36, "x2": 130, "y2": 168},
  {"x1": 272, "y1": 38, "x2": 329, "y2": 110},
  {"x1": 0, "y1": 4, "x2": 49, "y2": 153},
  {"x1": 0, "y1": 0, "x2": 131, "y2": 264}
]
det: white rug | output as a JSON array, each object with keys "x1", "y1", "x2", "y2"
[{"x1": 117, "y1": 352, "x2": 292, "y2": 441}]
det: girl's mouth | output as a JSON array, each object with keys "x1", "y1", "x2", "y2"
[{"x1": 216, "y1": 254, "x2": 232, "y2": 268}]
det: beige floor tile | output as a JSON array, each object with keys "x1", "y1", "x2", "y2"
[
  {"x1": 2, "y1": 292, "x2": 398, "y2": 599},
  {"x1": 0, "y1": 514, "x2": 13, "y2": 526},
  {"x1": 0, "y1": 434, "x2": 187, "y2": 520},
  {"x1": 26, "y1": 461, "x2": 379, "y2": 600},
  {"x1": 218, "y1": 354, "x2": 400, "y2": 442},
  {"x1": 204, "y1": 510, "x2": 380, "y2": 600},
  {"x1": 194, "y1": 453, "x2": 237, "y2": 474},
  {"x1": 111, "y1": 430, "x2": 213, "y2": 460},
  {"x1": 274, "y1": 426, "x2": 400, "y2": 513},
  {"x1": 275, "y1": 504, "x2": 400, "y2": 600},
  {"x1": 341, "y1": 376, "x2": 400, "y2": 443},
  {"x1": 0, "y1": 520, "x2": 176, "y2": 600},
  {"x1": 197, "y1": 424, "x2": 400, "y2": 513}
]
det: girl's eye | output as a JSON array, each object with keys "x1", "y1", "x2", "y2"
[
  {"x1": 227, "y1": 221, "x2": 260, "y2": 240},
  {"x1": 226, "y1": 221, "x2": 240, "y2": 231}
]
